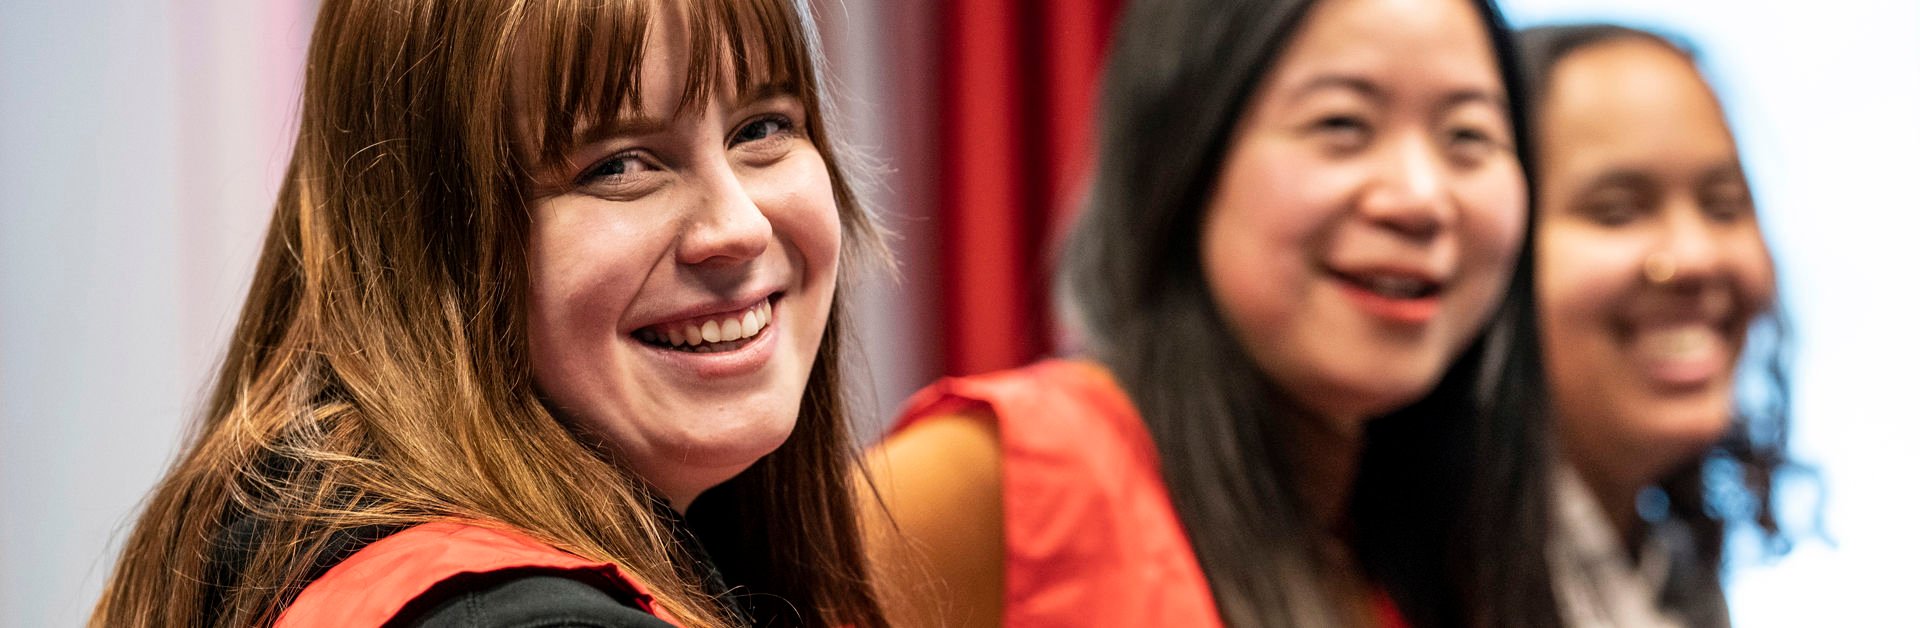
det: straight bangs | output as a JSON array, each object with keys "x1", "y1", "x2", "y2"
[{"x1": 517, "y1": 0, "x2": 816, "y2": 168}]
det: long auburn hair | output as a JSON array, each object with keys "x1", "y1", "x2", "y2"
[
  {"x1": 1058, "y1": 0, "x2": 1561, "y2": 626},
  {"x1": 1517, "y1": 23, "x2": 1804, "y2": 619},
  {"x1": 90, "y1": 1, "x2": 886, "y2": 627}
]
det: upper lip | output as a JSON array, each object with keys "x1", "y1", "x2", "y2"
[{"x1": 628, "y1": 289, "x2": 779, "y2": 333}]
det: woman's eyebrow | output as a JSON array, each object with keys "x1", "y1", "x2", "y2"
[
  {"x1": 730, "y1": 80, "x2": 799, "y2": 107},
  {"x1": 1577, "y1": 169, "x2": 1658, "y2": 197},
  {"x1": 1282, "y1": 74, "x2": 1384, "y2": 106},
  {"x1": 1281, "y1": 74, "x2": 1507, "y2": 113},
  {"x1": 1699, "y1": 162, "x2": 1746, "y2": 185},
  {"x1": 1436, "y1": 87, "x2": 1508, "y2": 112},
  {"x1": 572, "y1": 113, "x2": 671, "y2": 145}
]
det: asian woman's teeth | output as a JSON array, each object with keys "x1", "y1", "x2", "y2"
[
  {"x1": 1365, "y1": 276, "x2": 1429, "y2": 299},
  {"x1": 1334, "y1": 270, "x2": 1439, "y2": 299},
  {"x1": 637, "y1": 299, "x2": 775, "y2": 353}
]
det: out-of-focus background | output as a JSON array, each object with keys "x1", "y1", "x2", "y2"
[{"x1": 1, "y1": 1, "x2": 1911, "y2": 626}]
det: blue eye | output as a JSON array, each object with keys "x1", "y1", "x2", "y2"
[
  {"x1": 571, "y1": 151, "x2": 662, "y2": 196},
  {"x1": 582, "y1": 154, "x2": 643, "y2": 181},
  {"x1": 731, "y1": 115, "x2": 794, "y2": 146}
]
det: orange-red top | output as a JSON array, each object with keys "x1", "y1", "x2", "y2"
[
  {"x1": 896, "y1": 360, "x2": 1225, "y2": 627},
  {"x1": 274, "y1": 520, "x2": 677, "y2": 628},
  {"x1": 895, "y1": 359, "x2": 1410, "y2": 628}
]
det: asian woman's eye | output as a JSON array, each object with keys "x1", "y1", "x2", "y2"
[
  {"x1": 1449, "y1": 126, "x2": 1493, "y2": 150},
  {"x1": 1441, "y1": 119, "x2": 1512, "y2": 166},
  {"x1": 1311, "y1": 115, "x2": 1371, "y2": 151},
  {"x1": 730, "y1": 114, "x2": 796, "y2": 147}
]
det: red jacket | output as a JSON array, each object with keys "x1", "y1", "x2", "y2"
[
  {"x1": 895, "y1": 360, "x2": 1408, "y2": 628},
  {"x1": 274, "y1": 520, "x2": 679, "y2": 627}
]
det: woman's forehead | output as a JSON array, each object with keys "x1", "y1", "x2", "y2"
[{"x1": 508, "y1": 0, "x2": 810, "y2": 161}]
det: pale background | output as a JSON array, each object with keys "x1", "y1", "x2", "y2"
[{"x1": 1, "y1": 1, "x2": 1911, "y2": 626}]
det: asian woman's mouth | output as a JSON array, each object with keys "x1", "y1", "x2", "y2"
[
  {"x1": 633, "y1": 294, "x2": 780, "y2": 354},
  {"x1": 1325, "y1": 265, "x2": 1447, "y2": 325}
]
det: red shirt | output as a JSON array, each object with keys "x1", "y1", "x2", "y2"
[
  {"x1": 274, "y1": 520, "x2": 678, "y2": 627},
  {"x1": 896, "y1": 360, "x2": 1408, "y2": 628}
]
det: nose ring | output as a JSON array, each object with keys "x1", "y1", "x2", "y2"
[{"x1": 1643, "y1": 251, "x2": 1677, "y2": 285}]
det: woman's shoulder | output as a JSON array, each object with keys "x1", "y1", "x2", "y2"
[
  {"x1": 892, "y1": 359, "x2": 1141, "y2": 440},
  {"x1": 275, "y1": 521, "x2": 672, "y2": 628},
  {"x1": 399, "y1": 571, "x2": 676, "y2": 628}
]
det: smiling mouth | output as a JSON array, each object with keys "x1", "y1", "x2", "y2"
[
  {"x1": 1329, "y1": 270, "x2": 1442, "y2": 300},
  {"x1": 633, "y1": 296, "x2": 777, "y2": 353},
  {"x1": 1618, "y1": 319, "x2": 1735, "y2": 388}
]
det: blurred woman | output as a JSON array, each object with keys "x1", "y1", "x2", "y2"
[
  {"x1": 864, "y1": 0, "x2": 1561, "y2": 626},
  {"x1": 1520, "y1": 25, "x2": 1797, "y2": 628},
  {"x1": 90, "y1": 1, "x2": 886, "y2": 626}
]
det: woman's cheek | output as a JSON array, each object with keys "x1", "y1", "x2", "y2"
[{"x1": 1466, "y1": 160, "x2": 1530, "y2": 268}]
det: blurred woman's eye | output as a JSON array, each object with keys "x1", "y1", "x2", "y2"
[
  {"x1": 730, "y1": 114, "x2": 797, "y2": 148},
  {"x1": 1443, "y1": 125, "x2": 1498, "y2": 164},
  {"x1": 1309, "y1": 115, "x2": 1371, "y2": 151},
  {"x1": 1581, "y1": 189, "x2": 1649, "y2": 227},
  {"x1": 1700, "y1": 182, "x2": 1754, "y2": 222}
]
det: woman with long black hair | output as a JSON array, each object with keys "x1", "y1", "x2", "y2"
[{"x1": 865, "y1": 0, "x2": 1561, "y2": 626}]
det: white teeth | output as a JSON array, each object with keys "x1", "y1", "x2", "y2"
[
  {"x1": 741, "y1": 310, "x2": 763, "y2": 337},
  {"x1": 1645, "y1": 326, "x2": 1714, "y2": 360},
  {"x1": 641, "y1": 298, "x2": 775, "y2": 351}
]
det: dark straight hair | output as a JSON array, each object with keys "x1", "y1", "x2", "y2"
[
  {"x1": 1058, "y1": 0, "x2": 1560, "y2": 626},
  {"x1": 1517, "y1": 23, "x2": 1804, "y2": 619}
]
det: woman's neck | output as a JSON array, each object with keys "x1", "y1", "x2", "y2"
[
  {"x1": 1294, "y1": 410, "x2": 1366, "y2": 538},
  {"x1": 1571, "y1": 461, "x2": 1651, "y2": 557}
]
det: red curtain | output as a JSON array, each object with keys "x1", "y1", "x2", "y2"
[{"x1": 937, "y1": 0, "x2": 1123, "y2": 377}]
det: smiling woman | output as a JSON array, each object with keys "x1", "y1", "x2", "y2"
[
  {"x1": 862, "y1": 0, "x2": 1561, "y2": 626},
  {"x1": 87, "y1": 1, "x2": 886, "y2": 627},
  {"x1": 1520, "y1": 24, "x2": 1795, "y2": 628}
]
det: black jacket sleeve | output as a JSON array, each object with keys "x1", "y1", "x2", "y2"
[{"x1": 399, "y1": 571, "x2": 679, "y2": 628}]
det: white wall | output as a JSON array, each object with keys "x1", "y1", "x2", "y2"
[
  {"x1": 0, "y1": 2, "x2": 312, "y2": 626},
  {"x1": 1500, "y1": 1, "x2": 1920, "y2": 625},
  {"x1": 811, "y1": 0, "x2": 942, "y2": 440}
]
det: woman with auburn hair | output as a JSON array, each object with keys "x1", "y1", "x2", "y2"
[
  {"x1": 91, "y1": 1, "x2": 886, "y2": 626},
  {"x1": 864, "y1": 0, "x2": 1561, "y2": 626},
  {"x1": 1519, "y1": 24, "x2": 1799, "y2": 628}
]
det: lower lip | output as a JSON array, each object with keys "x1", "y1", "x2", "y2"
[
  {"x1": 1634, "y1": 336, "x2": 1726, "y2": 391},
  {"x1": 1336, "y1": 281, "x2": 1441, "y2": 325},
  {"x1": 1643, "y1": 356, "x2": 1719, "y2": 390},
  {"x1": 632, "y1": 314, "x2": 780, "y2": 380}
]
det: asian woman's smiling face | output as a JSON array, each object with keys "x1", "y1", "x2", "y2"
[
  {"x1": 519, "y1": 4, "x2": 840, "y2": 510},
  {"x1": 1200, "y1": 0, "x2": 1527, "y2": 430}
]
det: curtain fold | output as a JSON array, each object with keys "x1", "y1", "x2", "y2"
[{"x1": 937, "y1": 0, "x2": 1121, "y2": 377}]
